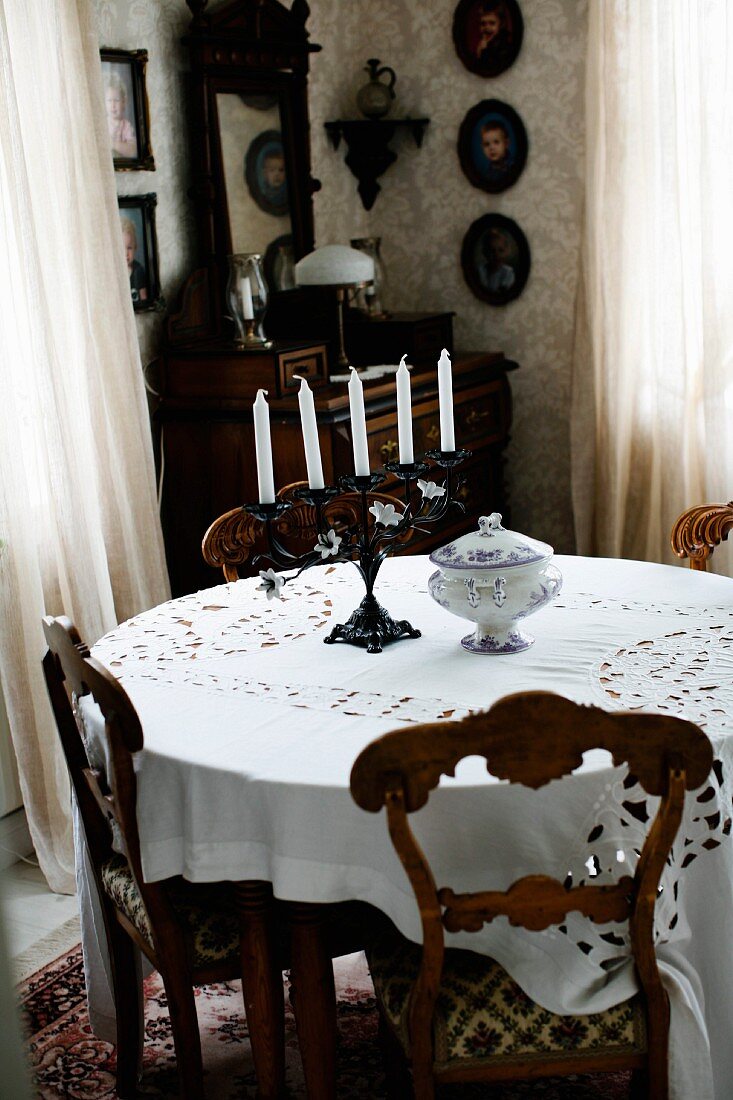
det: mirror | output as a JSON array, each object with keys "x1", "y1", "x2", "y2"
[
  {"x1": 175, "y1": 0, "x2": 319, "y2": 339},
  {"x1": 216, "y1": 92, "x2": 295, "y2": 292}
]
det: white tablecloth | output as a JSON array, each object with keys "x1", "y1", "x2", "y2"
[{"x1": 79, "y1": 554, "x2": 733, "y2": 1098}]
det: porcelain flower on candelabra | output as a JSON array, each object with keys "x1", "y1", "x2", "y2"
[
  {"x1": 369, "y1": 501, "x2": 400, "y2": 527},
  {"x1": 257, "y1": 567, "x2": 285, "y2": 600},
  {"x1": 315, "y1": 529, "x2": 342, "y2": 559},
  {"x1": 417, "y1": 479, "x2": 446, "y2": 501}
]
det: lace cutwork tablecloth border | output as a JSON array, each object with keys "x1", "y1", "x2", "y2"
[
  {"x1": 115, "y1": 666, "x2": 470, "y2": 725},
  {"x1": 591, "y1": 623, "x2": 733, "y2": 743},
  {"x1": 576, "y1": 622, "x2": 733, "y2": 970}
]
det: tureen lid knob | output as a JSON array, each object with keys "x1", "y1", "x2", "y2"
[{"x1": 479, "y1": 513, "x2": 503, "y2": 536}]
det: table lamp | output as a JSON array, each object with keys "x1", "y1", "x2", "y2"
[{"x1": 294, "y1": 244, "x2": 374, "y2": 368}]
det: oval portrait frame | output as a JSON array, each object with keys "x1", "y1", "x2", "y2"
[
  {"x1": 461, "y1": 213, "x2": 530, "y2": 306},
  {"x1": 458, "y1": 100, "x2": 528, "y2": 194},
  {"x1": 244, "y1": 129, "x2": 289, "y2": 218},
  {"x1": 452, "y1": 0, "x2": 524, "y2": 78}
]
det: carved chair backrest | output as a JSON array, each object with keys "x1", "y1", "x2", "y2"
[
  {"x1": 670, "y1": 502, "x2": 733, "y2": 570},
  {"x1": 42, "y1": 616, "x2": 184, "y2": 956},
  {"x1": 202, "y1": 479, "x2": 408, "y2": 581},
  {"x1": 351, "y1": 691, "x2": 712, "y2": 1065}
]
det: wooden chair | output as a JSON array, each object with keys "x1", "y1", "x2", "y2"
[
  {"x1": 670, "y1": 502, "x2": 733, "y2": 569},
  {"x1": 202, "y1": 479, "x2": 408, "y2": 580},
  {"x1": 351, "y1": 691, "x2": 712, "y2": 1100},
  {"x1": 42, "y1": 616, "x2": 247, "y2": 1099},
  {"x1": 44, "y1": 616, "x2": 386, "y2": 1098}
]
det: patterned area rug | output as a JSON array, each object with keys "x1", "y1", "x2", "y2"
[{"x1": 19, "y1": 947, "x2": 632, "y2": 1098}]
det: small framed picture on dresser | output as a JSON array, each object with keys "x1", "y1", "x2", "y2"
[
  {"x1": 118, "y1": 194, "x2": 164, "y2": 312},
  {"x1": 100, "y1": 48, "x2": 154, "y2": 171}
]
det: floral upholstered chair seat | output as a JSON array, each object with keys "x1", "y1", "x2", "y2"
[
  {"x1": 101, "y1": 854, "x2": 240, "y2": 967},
  {"x1": 368, "y1": 932, "x2": 646, "y2": 1073}
]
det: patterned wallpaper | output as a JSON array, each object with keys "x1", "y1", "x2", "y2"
[{"x1": 92, "y1": 0, "x2": 587, "y2": 552}]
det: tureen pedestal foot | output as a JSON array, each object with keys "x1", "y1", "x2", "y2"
[
  {"x1": 324, "y1": 593, "x2": 421, "y2": 654},
  {"x1": 461, "y1": 625, "x2": 534, "y2": 655}
]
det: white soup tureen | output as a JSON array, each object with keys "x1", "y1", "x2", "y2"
[{"x1": 427, "y1": 513, "x2": 562, "y2": 653}]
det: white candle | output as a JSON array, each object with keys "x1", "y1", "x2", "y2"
[
  {"x1": 396, "y1": 354, "x2": 414, "y2": 464},
  {"x1": 240, "y1": 276, "x2": 254, "y2": 321},
  {"x1": 253, "y1": 389, "x2": 275, "y2": 503},
  {"x1": 348, "y1": 367, "x2": 370, "y2": 476},
  {"x1": 437, "y1": 348, "x2": 455, "y2": 452},
  {"x1": 296, "y1": 376, "x2": 325, "y2": 489}
]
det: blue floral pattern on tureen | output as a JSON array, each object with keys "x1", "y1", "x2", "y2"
[
  {"x1": 429, "y1": 512, "x2": 551, "y2": 571},
  {"x1": 430, "y1": 540, "x2": 546, "y2": 570}
]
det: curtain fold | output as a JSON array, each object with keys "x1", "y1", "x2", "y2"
[
  {"x1": 572, "y1": 0, "x2": 733, "y2": 571},
  {"x1": 0, "y1": 1, "x2": 170, "y2": 892}
]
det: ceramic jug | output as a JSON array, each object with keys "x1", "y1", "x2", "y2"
[{"x1": 356, "y1": 59, "x2": 396, "y2": 120}]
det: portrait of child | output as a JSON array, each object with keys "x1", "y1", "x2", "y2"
[
  {"x1": 117, "y1": 194, "x2": 162, "y2": 312},
  {"x1": 119, "y1": 214, "x2": 148, "y2": 306},
  {"x1": 245, "y1": 130, "x2": 289, "y2": 217},
  {"x1": 478, "y1": 227, "x2": 517, "y2": 294},
  {"x1": 100, "y1": 50, "x2": 154, "y2": 171},
  {"x1": 459, "y1": 100, "x2": 528, "y2": 194},
  {"x1": 262, "y1": 151, "x2": 286, "y2": 196},
  {"x1": 453, "y1": 0, "x2": 524, "y2": 78},
  {"x1": 479, "y1": 119, "x2": 514, "y2": 176},
  {"x1": 461, "y1": 213, "x2": 530, "y2": 306},
  {"x1": 102, "y1": 65, "x2": 137, "y2": 160}
]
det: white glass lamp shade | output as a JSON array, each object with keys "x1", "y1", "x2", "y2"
[{"x1": 294, "y1": 244, "x2": 374, "y2": 287}]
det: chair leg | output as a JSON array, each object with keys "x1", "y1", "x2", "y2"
[
  {"x1": 107, "y1": 919, "x2": 143, "y2": 1099},
  {"x1": 630, "y1": 1068, "x2": 648, "y2": 1099},
  {"x1": 410, "y1": 1059, "x2": 435, "y2": 1100},
  {"x1": 646, "y1": 1050, "x2": 669, "y2": 1100},
  {"x1": 159, "y1": 965, "x2": 205, "y2": 1100},
  {"x1": 378, "y1": 1010, "x2": 413, "y2": 1100},
  {"x1": 236, "y1": 882, "x2": 286, "y2": 1099},
  {"x1": 289, "y1": 903, "x2": 337, "y2": 1100},
  {"x1": 645, "y1": 1000, "x2": 670, "y2": 1100}
]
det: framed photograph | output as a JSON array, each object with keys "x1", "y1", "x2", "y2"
[
  {"x1": 452, "y1": 0, "x2": 524, "y2": 78},
  {"x1": 458, "y1": 100, "x2": 527, "y2": 194},
  {"x1": 118, "y1": 194, "x2": 164, "y2": 312},
  {"x1": 461, "y1": 213, "x2": 530, "y2": 306},
  {"x1": 244, "y1": 129, "x2": 289, "y2": 217},
  {"x1": 100, "y1": 48, "x2": 154, "y2": 171}
]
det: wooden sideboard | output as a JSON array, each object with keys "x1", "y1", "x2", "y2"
[{"x1": 155, "y1": 346, "x2": 517, "y2": 596}]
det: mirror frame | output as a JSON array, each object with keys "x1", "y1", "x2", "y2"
[{"x1": 182, "y1": 0, "x2": 320, "y2": 336}]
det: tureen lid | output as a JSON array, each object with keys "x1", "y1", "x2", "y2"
[{"x1": 429, "y1": 513, "x2": 553, "y2": 571}]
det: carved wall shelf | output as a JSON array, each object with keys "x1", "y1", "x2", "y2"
[{"x1": 324, "y1": 118, "x2": 430, "y2": 210}]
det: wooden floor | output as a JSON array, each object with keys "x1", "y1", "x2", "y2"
[{"x1": 0, "y1": 860, "x2": 79, "y2": 978}]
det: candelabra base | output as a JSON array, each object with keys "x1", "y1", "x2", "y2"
[{"x1": 324, "y1": 593, "x2": 421, "y2": 654}]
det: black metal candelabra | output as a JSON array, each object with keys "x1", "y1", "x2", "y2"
[{"x1": 244, "y1": 449, "x2": 471, "y2": 653}]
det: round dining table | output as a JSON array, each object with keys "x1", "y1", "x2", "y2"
[{"x1": 78, "y1": 553, "x2": 733, "y2": 1100}]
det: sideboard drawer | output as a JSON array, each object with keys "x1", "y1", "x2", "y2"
[
  {"x1": 366, "y1": 382, "x2": 505, "y2": 466},
  {"x1": 455, "y1": 389, "x2": 503, "y2": 445}
]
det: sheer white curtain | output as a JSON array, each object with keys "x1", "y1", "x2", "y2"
[
  {"x1": 572, "y1": 1, "x2": 733, "y2": 570},
  {"x1": 0, "y1": 1, "x2": 169, "y2": 892}
]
